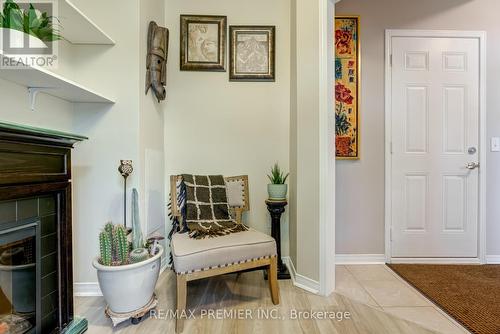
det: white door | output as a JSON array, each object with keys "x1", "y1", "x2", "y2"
[{"x1": 390, "y1": 35, "x2": 480, "y2": 258}]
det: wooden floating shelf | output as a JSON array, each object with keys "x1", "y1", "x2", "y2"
[
  {"x1": 59, "y1": 0, "x2": 115, "y2": 45},
  {"x1": 0, "y1": 51, "x2": 115, "y2": 104}
]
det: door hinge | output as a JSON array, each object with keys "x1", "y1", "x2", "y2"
[
  {"x1": 390, "y1": 142, "x2": 393, "y2": 154},
  {"x1": 390, "y1": 54, "x2": 393, "y2": 67},
  {"x1": 390, "y1": 227, "x2": 393, "y2": 242}
]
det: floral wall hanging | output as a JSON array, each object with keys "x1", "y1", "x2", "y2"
[{"x1": 335, "y1": 16, "x2": 360, "y2": 159}]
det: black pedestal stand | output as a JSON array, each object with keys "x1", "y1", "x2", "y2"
[{"x1": 265, "y1": 200, "x2": 290, "y2": 280}]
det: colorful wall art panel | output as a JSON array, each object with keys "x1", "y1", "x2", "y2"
[{"x1": 335, "y1": 16, "x2": 360, "y2": 159}]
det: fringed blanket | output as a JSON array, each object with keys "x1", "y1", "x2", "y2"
[
  {"x1": 168, "y1": 175, "x2": 248, "y2": 242},
  {"x1": 183, "y1": 174, "x2": 248, "y2": 239}
]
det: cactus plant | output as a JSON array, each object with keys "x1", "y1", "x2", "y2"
[
  {"x1": 104, "y1": 222, "x2": 115, "y2": 260},
  {"x1": 131, "y1": 188, "x2": 144, "y2": 250},
  {"x1": 99, "y1": 223, "x2": 132, "y2": 266},
  {"x1": 129, "y1": 248, "x2": 149, "y2": 263},
  {"x1": 113, "y1": 225, "x2": 129, "y2": 265},
  {"x1": 99, "y1": 231, "x2": 112, "y2": 266},
  {"x1": 104, "y1": 222, "x2": 114, "y2": 240}
]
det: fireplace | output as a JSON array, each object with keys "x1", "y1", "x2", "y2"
[{"x1": 0, "y1": 122, "x2": 86, "y2": 334}]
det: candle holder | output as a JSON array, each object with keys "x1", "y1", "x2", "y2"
[{"x1": 118, "y1": 160, "x2": 133, "y2": 229}]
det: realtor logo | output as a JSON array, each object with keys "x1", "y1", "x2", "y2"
[{"x1": 0, "y1": 0, "x2": 59, "y2": 69}]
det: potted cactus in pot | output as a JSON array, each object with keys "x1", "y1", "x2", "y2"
[
  {"x1": 267, "y1": 163, "x2": 289, "y2": 200},
  {"x1": 92, "y1": 189, "x2": 163, "y2": 318}
]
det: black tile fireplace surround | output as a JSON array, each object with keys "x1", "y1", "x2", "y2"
[{"x1": 0, "y1": 122, "x2": 86, "y2": 334}]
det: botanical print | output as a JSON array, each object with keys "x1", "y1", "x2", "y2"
[
  {"x1": 229, "y1": 26, "x2": 275, "y2": 81},
  {"x1": 235, "y1": 33, "x2": 269, "y2": 74},
  {"x1": 180, "y1": 15, "x2": 226, "y2": 71},
  {"x1": 187, "y1": 23, "x2": 218, "y2": 63},
  {"x1": 335, "y1": 16, "x2": 359, "y2": 159}
]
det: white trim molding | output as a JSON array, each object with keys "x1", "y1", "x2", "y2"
[
  {"x1": 317, "y1": 0, "x2": 336, "y2": 298},
  {"x1": 283, "y1": 257, "x2": 320, "y2": 294},
  {"x1": 384, "y1": 29, "x2": 487, "y2": 264},
  {"x1": 336, "y1": 254, "x2": 386, "y2": 264},
  {"x1": 160, "y1": 256, "x2": 169, "y2": 274},
  {"x1": 74, "y1": 282, "x2": 102, "y2": 297},
  {"x1": 391, "y1": 258, "x2": 481, "y2": 264},
  {"x1": 486, "y1": 255, "x2": 500, "y2": 264}
]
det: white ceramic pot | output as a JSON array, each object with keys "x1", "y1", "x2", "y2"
[
  {"x1": 92, "y1": 246, "x2": 163, "y2": 314},
  {"x1": 267, "y1": 184, "x2": 288, "y2": 200},
  {"x1": 0, "y1": 28, "x2": 47, "y2": 50}
]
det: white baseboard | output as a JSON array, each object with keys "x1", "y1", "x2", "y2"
[
  {"x1": 390, "y1": 257, "x2": 481, "y2": 264},
  {"x1": 335, "y1": 254, "x2": 386, "y2": 264},
  {"x1": 74, "y1": 282, "x2": 102, "y2": 297},
  {"x1": 282, "y1": 257, "x2": 319, "y2": 294},
  {"x1": 486, "y1": 255, "x2": 500, "y2": 264},
  {"x1": 160, "y1": 256, "x2": 170, "y2": 274}
]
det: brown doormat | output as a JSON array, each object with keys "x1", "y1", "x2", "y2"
[{"x1": 387, "y1": 264, "x2": 500, "y2": 334}]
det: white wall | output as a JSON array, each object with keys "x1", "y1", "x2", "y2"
[
  {"x1": 0, "y1": 0, "x2": 166, "y2": 285},
  {"x1": 289, "y1": 0, "x2": 322, "y2": 282},
  {"x1": 68, "y1": 0, "x2": 143, "y2": 283},
  {"x1": 336, "y1": 0, "x2": 500, "y2": 256},
  {"x1": 139, "y1": 0, "x2": 166, "y2": 242},
  {"x1": 163, "y1": 0, "x2": 291, "y2": 255},
  {"x1": 289, "y1": 0, "x2": 336, "y2": 290}
]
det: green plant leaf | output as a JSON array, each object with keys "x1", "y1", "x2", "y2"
[
  {"x1": 28, "y1": 4, "x2": 37, "y2": 28},
  {"x1": 1, "y1": 0, "x2": 63, "y2": 41},
  {"x1": 268, "y1": 163, "x2": 289, "y2": 184},
  {"x1": 9, "y1": 9, "x2": 23, "y2": 31}
]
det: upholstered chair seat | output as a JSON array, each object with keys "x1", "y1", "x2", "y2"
[
  {"x1": 170, "y1": 175, "x2": 280, "y2": 333},
  {"x1": 171, "y1": 228, "x2": 277, "y2": 274}
]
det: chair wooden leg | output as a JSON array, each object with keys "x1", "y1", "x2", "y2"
[
  {"x1": 267, "y1": 257, "x2": 280, "y2": 305},
  {"x1": 176, "y1": 274, "x2": 187, "y2": 333}
]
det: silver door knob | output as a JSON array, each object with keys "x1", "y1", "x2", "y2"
[{"x1": 465, "y1": 162, "x2": 480, "y2": 170}]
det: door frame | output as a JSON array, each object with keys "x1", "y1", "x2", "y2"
[{"x1": 384, "y1": 29, "x2": 487, "y2": 264}]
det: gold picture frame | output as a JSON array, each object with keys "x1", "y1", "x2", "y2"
[
  {"x1": 335, "y1": 15, "x2": 360, "y2": 160},
  {"x1": 180, "y1": 15, "x2": 227, "y2": 71}
]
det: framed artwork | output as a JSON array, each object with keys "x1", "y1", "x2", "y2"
[
  {"x1": 180, "y1": 15, "x2": 227, "y2": 71},
  {"x1": 335, "y1": 16, "x2": 360, "y2": 159},
  {"x1": 229, "y1": 26, "x2": 275, "y2": 81}
]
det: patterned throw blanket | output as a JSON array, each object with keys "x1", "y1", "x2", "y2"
[{"x1": 170, "y1": 174, "x2": 248, "y2": 240}]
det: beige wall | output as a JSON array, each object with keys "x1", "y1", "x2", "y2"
[
  {"x1": 336, "y1": 0, "x2": 500, "y2": 256},
  {"x1": 163, "y1": 0, "x2": 291, "y2": 255}
]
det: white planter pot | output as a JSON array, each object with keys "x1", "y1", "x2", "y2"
[
  {"x1": 92, "y1": 246, "x2": 163, "y2": 314},
  {"x1": 267, "y1": 184, "x2": 288, "y2": 200},
  {"x1": 0, "y1": 28, "x2": 47, "y2": 50}
]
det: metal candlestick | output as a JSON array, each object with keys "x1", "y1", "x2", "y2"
[{"x1": 118, "y1": 160, "x2": 133, "y2": 228}]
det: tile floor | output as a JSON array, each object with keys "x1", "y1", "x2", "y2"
[
  {"x1": 77, "y1": 267, "x2": 440, "y2": 334},
  {"x1": 335, "y1": 265, "x2": 469, "y2": 334},
  {"x1": 75, "y1": 264, "x2": 471, "y2": 334}
]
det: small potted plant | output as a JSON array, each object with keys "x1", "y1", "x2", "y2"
[
  {"x1": 92, "y1": 189, "x2": 163, "y2": 315},
  {"x1": 267, "y1": 163, "x2": 289, "y2": 200},
  {"x1": 0, "y1": 0, "x2": 63, "y2": 49}
]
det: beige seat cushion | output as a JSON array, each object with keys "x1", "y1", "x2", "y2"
[{"x1": 171, "y1": 228, "x2": 276, "y2": 274}]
